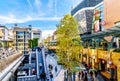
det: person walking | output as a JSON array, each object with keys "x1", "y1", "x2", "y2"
[
  {"x1": 90, "y1": 71, "x2": 93, "y2": 77},
  {"x1": 81, "y1": 71, "x2": 84, "y2": 80},
  {"x1": 42, "y1": 72, "x2": 46, "y2": 81},
  {"x1": 78, "y1": 71, "x2": 81, "y2": 80},
  {"x1": 90, "y1": 75, "x2": 94, "y2": 81},
  {"x1": 84, "y1": 73, "x2": 88, "y2": 81},
  {"x1": 50, "y1": 71, "x2": 53, "y2": 81},
  {"x1": 94, "y1": 70, "x2": 97, "y2": 78},
  {"x1": 55, "y1": 66, "x2": 57, "y2": 72}
]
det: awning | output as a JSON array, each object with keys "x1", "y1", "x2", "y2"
[{"x1": 81, "y1": 25, "x2": 120, "y2": 40}]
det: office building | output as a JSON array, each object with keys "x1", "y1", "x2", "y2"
[{"x1": 13, "y1": 26, "x2": 31, "y2": 54}]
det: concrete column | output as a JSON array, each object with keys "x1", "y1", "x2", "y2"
[{"x1": 116, "y1": 38, "x2": 119, "y2": 48}]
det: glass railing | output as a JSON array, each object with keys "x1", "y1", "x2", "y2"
[{"x1": 17, "y1": 75, "x2": 37, "y2": 81}]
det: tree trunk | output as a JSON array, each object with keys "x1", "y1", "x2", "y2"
[{"x1": 67, "y1": 69, "x2": 71, "y2": 81}]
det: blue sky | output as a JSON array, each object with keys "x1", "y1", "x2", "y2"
[{"x1": 0, "y1": 0, "x2": 82, "y2": 38}]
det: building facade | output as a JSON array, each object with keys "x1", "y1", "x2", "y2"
[
  {"x1": 0, "y1": 26, "x2": 14, "y2": 48},
  {"x1": 13, "y1": 27, "x2": 31, "y2": 54},
  {"x1": 73, "y1": 8, "x2": 94, "y2": 34},
  {"x1": 0, "y1": 26, "x2": 9, "y2": 41},
  {"x1": 13, "y1": 26, "x2": 42, "y2": 54},
  {"x1": 71, "y1": 0, "x2": 103, "y2": 15},
  {"x1": 104, "y1": 0, "x2": 120, "y2": 80},
  {"x1": 31, "y1": 28, "x2": 41, "y2": 43},
  {"x1": 92, "y1": 2, "x2": 104, "y2": 33},
  {"x1": 104, "y1": 0, "x2": 120, "y2": 29}
]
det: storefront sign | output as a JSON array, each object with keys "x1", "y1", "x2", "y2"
[
  {"x1": 98, "y1": 51, "x2": 108, "y2": 60},
  {"x1": 94, "y1": 10, "x2": 100, "y2": 16},
  {"x1": 94, "y1": 20, "x2": 100, "y2": 32},
  {"x1": 100, "y1": 20, "x2": 106, "y2": 26}
]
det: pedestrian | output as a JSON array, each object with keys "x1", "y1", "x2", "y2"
[
  {"x1": 84, "y1": 73, "x2": 88, "y2": 81},
  {"x1": 48, "y1": 64, "x2": 53, "y2": 71},
  {"x1": 50, "y1": 71, "x2": 53, "y2": 81},
  {"x1": 48, "y1": 64, "x2": 51, "y2": 70},
  {"x1": 32, "y1": 68, "x2": 36, "y2": 75},
  {"x1": 43, "y1": 72, "x2": 46, "y2": 81},
  {"x1": 81, "y1": 71, "x2": 84, "y2": 80},
  {"x1": 51, "y1": 65, "x2": 53, "y2": 70},
  {"x1": 55, "y1": 66, "x2": 57, "y2": 72},
  {"x1": 90, "y1": 71, "x2": 93, "y2": 77},
  {"x1": 90, "y1": 75, "x2": 94, "y2": 81},
  {"x1": 78, "y1": 71, "x2": 81, "y2": 80},
  {"x1": 94, "y1": 70, "x2": 97, "y2": 78},
  {"x1": 40, "y1": 73, "x2": 43, "y2": 80}
]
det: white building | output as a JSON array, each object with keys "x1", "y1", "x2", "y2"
[
  {"x1": 31, "y1": 28, "x2": 42, "y2": 43},
  {"x1": 0, "y1": 26, "x2": 9, "y2": 41}
]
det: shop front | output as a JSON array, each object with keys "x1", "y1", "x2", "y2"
[
  {"x1": 111, "y1": 52, "x2": 120, "y2": 81},
  {"x1": 88, "y1": 49, "x2": 97, "y2": 69},
  {"x1": 97, "y1": 50, "x2": 108, "y2": 71}
]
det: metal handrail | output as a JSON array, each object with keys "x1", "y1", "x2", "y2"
[{"x1": 0, "y1": 55, "x2": 24, "y2": 81}]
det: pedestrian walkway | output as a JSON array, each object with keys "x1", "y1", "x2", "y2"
[{"x1": 54, "y1": 69, "x2": 65, "y2": 81}]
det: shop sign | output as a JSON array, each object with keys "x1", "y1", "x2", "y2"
[
  {"x1": 100, "y1": 20, "x2": 106, "y2": 26},
  {"x1": 98, "y1": 51, "x2": 108, "y2": 60},
  {"x1": 94, "y1": 20, "x2": 100, "y2": 32},
  {"x1": 94, "y1": 10, "x2": 100, "y2": 16}
]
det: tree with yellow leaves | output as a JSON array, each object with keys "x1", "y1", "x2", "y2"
[{"x1": 56, "y1": 14, "x2": 82, "y2": 81}]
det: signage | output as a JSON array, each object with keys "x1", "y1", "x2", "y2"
[
  {"x1": 100, "y1": 20, "x2": 106, "y2": 26},
  {"x1": 94, "y1": 20, "x2": 100, "y2": 32},
  {"x1": 94, "y1": 10, "x2": 100, "y2": 16}
]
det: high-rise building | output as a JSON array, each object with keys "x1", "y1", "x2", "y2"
[
  {"x1": 13, "y1": 26, "x2": 31, "y2": 54},
  {"x1": 13, "y1": 26, "x2": 42, "y2": 54},
  {"x1": 31, "y1": 28, "x2": 42, "y2": 43},
  {"x1": 71, "y1": 0, "x2": 103, "y2": 16}
]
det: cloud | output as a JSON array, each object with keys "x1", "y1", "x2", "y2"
[
  {"x1": 65, "y1": 0, "x2": 83, "y2": 8},
  {"x1": 42, "y1": 29, "x2": 56, "y2": 39},
  {"x1": 47, "y1": 0, "x2": 57, "y2": 17},
  {"x1": 0, "y1": 13, "x2": 61, "y2": 24},
  {"x1": 27, "y1": 0, "x2": 33, "y2": 9},
  {"x1": 47, "y1": 0, "x2": 54, "y2": 12},
  {"x1": 34, "y1": 0, "x2": 45, "y2": 16}
]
